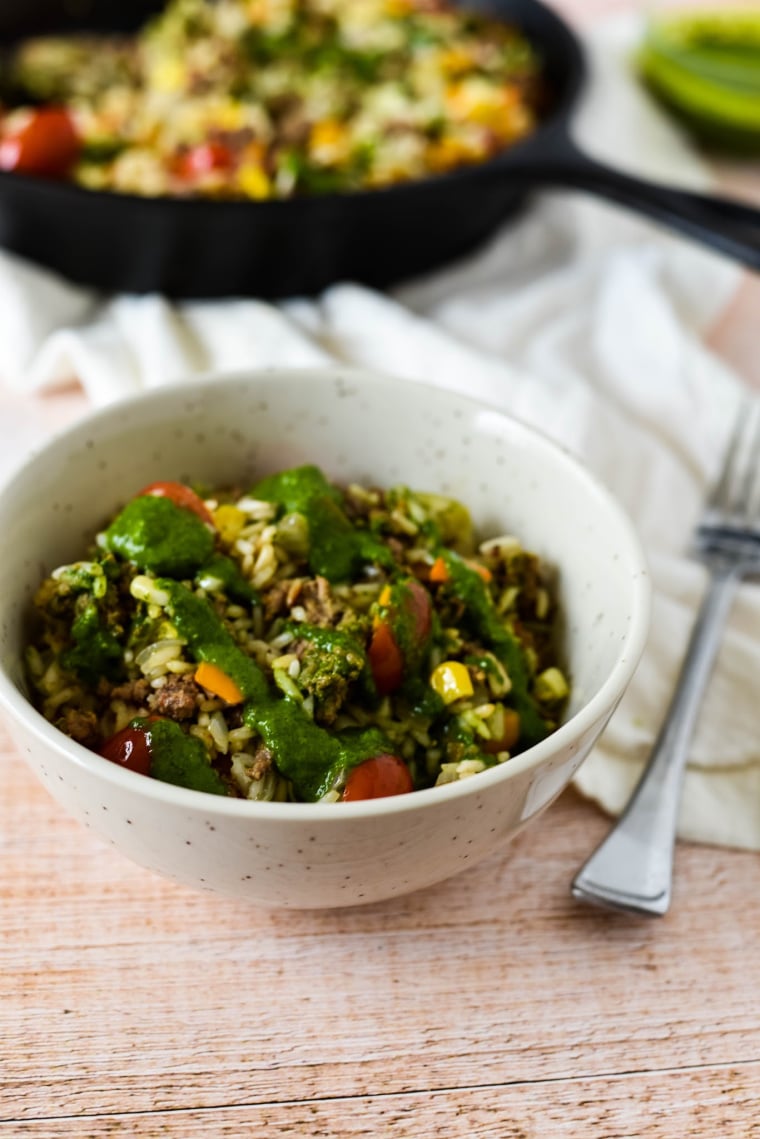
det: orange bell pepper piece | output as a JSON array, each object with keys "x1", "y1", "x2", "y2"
[{"x1": 194, "y1": 661, "x2": 244, "y2": 705}]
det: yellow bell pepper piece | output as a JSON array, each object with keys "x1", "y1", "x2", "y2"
[
  {"x1": 149, "y1": 56, "x2": 186, "y2": 94},
  {"x1": 385, "y1": 0, "x2": 413, "y2": 15},
  {"x1": 213, "y1": 504, "x2": 246, "y2": 544},
  {"x1": 237, "y1": 165, "x2": 272, "y2": 200},
  {"x1": 430, "y1": 661, "x2": 474, "y2": 704},
  {"x1": 309, "y1": 119, "x2": 350, "y2": 163},
  {"x1": 212, "y1": 101, "x2": 247, "y2": 132}
]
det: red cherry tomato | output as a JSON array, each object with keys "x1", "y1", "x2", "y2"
[
  {"x1": 342, "y1": 754, "x2": 414, "y2": 802},
  {"x1": 174, "y1": 141, "x2": 234, "y2": 180},
  {"x1": 404, "y1": 579, "x2": 432, "y2": 644},
  {"x1": 368, "y1": 621, "x2": 404, "y2": 696},
  {"x1": 0, "y1": 108, "x2": 80, "y2": 177},
  {"x1": 368, "y1": 579, "x2": 432, "y2": 697},
  {"x1": 138, "y1": 481, "x2": 215, "y2": 527},
  {"x1": 99, "y1": 724, "x2": 153, "y2": 777}
]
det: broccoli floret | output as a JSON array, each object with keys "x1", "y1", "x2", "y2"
[
  {"x1": 32, "y1": 555, "x2": 129, "y2": 685},
  {"x1": 292, "y1": 626, "x2": 368, "y2": 725}
]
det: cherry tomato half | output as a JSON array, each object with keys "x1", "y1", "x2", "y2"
[
  {"x1": 0, "y1": 108, "x2": 80, "y2": 177},
  {"x1": 404, "y1": 579, "x2": 432, "y2": 644},
  {"x1": 342, "y1": 754, "x2": 414, "y2": 802},
  {"x1": 138, "y1": 481, "x2": 215, "y2": 527},
  {"x1": 174, "y1": 141, "x2": 235, "y2": 180},
  {"x1": 99, "y1": 724, "x2": 153, "y2": 777},
  {"x1": 367, "y1": 620, "x2": 404, "y2": 696},
  {"x1": 368, "y1": 579, "x2": 433, "y2": 697}
]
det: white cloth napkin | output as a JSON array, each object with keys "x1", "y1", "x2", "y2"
[{"x1": 2, "y1": 14, "x2": 758, "y2": 849}]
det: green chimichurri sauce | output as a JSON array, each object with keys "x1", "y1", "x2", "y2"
[
  {"x1": 194, "y1": 552, "x2": 260, "y2": 606},
  {"x1": 437, "y1": 549, "x2": 550, "y2": 747},
  {"x1": 31, "y1": 464, "x2": 566, "y2": 803},
  {"x1": 157, "y1": 578, "x2": 267, "y2": 702},
  {"x1": 158, "y1": 578, "x2": 394, "y2": 801},
  {"x1": 103, "y1": 497, "x2": 258, "y2": 611},
  {"x1": 101, "y1": 493, "x2": 386, "y2": 800},
  {"x1": 252, "y1": 464, "x2": 394, "y2": 582},
  {"x1": 247, "y1": 703, "x2": 392, "y2": 802},
  {"x1": 103, "y1": 495, "x2": 214, "y2": 577},
  {"x1": 61, "y1": 601, "x2": 123, "y2": 686},
  {"x1": 137, "y1": 716, "x2": 228, "y2": 795},
  {"x1": 285, "y1": 621, "x2": 373, "y2": 695}
]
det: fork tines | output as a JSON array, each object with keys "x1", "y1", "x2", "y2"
[{"x1": 697, "y1": 398, "x2": 760, "y2": 559}]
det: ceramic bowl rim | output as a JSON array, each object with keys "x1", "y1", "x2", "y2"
[{"x1": 0, "y1": 366, "x2": 651, "y2": 822}]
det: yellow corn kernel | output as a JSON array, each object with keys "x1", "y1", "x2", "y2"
[
  {"x1": 438, "y1": 46, "x2": 474, "y2": 76},
  {"x1": 446, "y1": 78, "x2": 519, "y2": 125},
  {"x1": 149, "y1": 56, "x2": 186, "y2": 94},
  {"x1": 426, "y1": 135, "x2": 483, "y2": 172},
  {"x1": 534, "y1": 667, "x2": 569, "y2": 704},
  {"x1": 247, "y1": 0, "x2": 282, "y2": 25},
  {"x1": 212, "y1": 100, "x2": 247, "y2": 132},
  {"x1": 309, "y1": 119, "x2": 350, "y2": 162},
  {"x1": 213, "y1": 504, "x2": 247, "y2": 544},
  {"x1": 430, "y1": 661, "x2": 474, "y2": 705},
  {"x1": 237, "y1": 164, "x2": 272, "y2": 199}
]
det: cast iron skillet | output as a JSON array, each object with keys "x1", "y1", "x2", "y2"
[{"x1": 0, "y1": 0, "x2": 758, "y2": 298}]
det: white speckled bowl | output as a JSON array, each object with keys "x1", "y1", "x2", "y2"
[{"x1": 0, "y1": 369, "x2": 649, "y2": 908}]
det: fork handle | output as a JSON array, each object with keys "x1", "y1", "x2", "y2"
[{"x1": 571, "y1": 563, "x2": 741, "y2": 917}]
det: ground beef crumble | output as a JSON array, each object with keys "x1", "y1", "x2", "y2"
[
  {"x1": 262, "y1": 577, "x2": 304, "y2": 621},
  {"x1": 148, "y1": 674, "x2": 200, "y2": 721},
  {"x1": 110, "y1": 677, "x2": 152, "y2": 704},
  {"x1": 56, "y1": 708, "x2": 100, "y2": 749},
  {"x1": 248, "y1": 744, "x2": 273, "y2": 781},
  {"x1": 262, "y1": 574, "x2": 341, "y2": 626},
  {"x1": 298, "y1": 576, "x2": 340, "y2": 626}
]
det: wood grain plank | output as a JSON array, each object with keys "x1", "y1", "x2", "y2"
[
  {"x1": 2, "y1": 1064, "x2": 760, "y2": 1137},
  {"x1": 3, "y1": 729, "x2": 760, "y2": 1124}
]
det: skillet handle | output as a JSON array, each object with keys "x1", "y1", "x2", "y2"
[{"x1": 506, "y1": 131, "x2": 760, "y2": 272}]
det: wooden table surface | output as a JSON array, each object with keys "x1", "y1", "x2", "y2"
[{"x1": 3, "y1": 2, "x2": 760, "y2": 1135}]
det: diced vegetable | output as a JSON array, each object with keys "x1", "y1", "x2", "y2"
[
  {"x1": 0, "y1": 107, "x2": 80, "y2": 176},
  {"x1": 213, "y1": 504, "x2": 246, "y2": 544},
  {"x1": 194, "y1": 661, "x2": 244, "y2": 705},
  {"x1": 638, "y1": 10, "x2": 760, "y2": 151},
  {"x1": 430, "y1": 661, "x2": 474, "y2": 704},
  {"x1": 99, "y1": 722, "x2": 153, "y2": 776},
  {"x1": 429, "y1": 556, "x2": 449, "y2": 583},
  {"x1": 368, "y1": 578, "x2": 433, "y2": 696},
  {"x1": 173, "y1": 141, "x2": 235, "y2": 180},
  {"x1": 414, "y1": 492, "x2": 475, "y2": 554},
  {"x1": 404, "y1": 579, "x2": 433, "y2": 645},
  {"x1": 342, "y1": 753, "x2": 414, "y2": 801},
  {"x1": 139, "y1": 481, "x2": 215, "y2": 527},
  {"x1": 534, "y1": 667, "x2": 569, "y2": 704},
  {"x1": 482, "y1": 707, "x2": 520, "y2": 754},
  {"x1": 368, "y1": 620, "x2": 404, "y2": 696},
  {"x1": 467, "y1": 560, "x2": 492, "y2": 583}
]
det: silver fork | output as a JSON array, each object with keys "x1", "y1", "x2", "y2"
[{"x1": 572, "y1": 398, "x2": 760, "y2": 917}]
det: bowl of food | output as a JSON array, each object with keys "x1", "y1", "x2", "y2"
[{"x1": 0, "y1": 368, "x2": 650, "y2": 908}]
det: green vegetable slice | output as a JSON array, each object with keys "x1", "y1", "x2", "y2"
[{"x1": 638, "y1": 9, "x2": 760, "y2": 150}]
